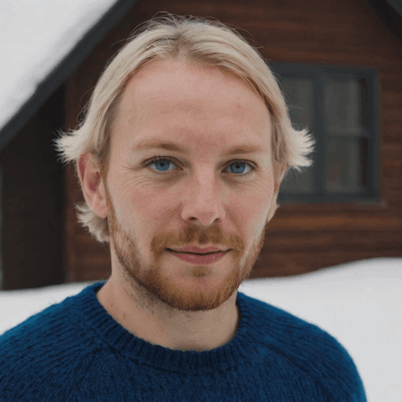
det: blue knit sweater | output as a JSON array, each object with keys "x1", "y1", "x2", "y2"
[{"x1": 0, "y1": 282, "x2": 366, "y2": 401}]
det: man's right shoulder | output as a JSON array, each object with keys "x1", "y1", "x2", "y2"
[
  {"x1": 0, "y1": 293, "x2": 99, "y2": 401},
  {"x1": 0, "y1": 293, "x2": 76, "y2": 345}
]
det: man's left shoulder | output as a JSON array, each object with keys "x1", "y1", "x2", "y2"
[
  {"x1": 240, "y1": 293, "x2": 367, "y2": 400},
  {"x1": 288, "y1": 315, "x2": 367, "y2": 401}
]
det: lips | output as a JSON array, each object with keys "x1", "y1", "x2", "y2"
[
  {"x1": 167, "y1": 249, "x2": 221, "y2": 256},
  {"x1": 168, "y1": 246, "x2": 227, "y2": 254},
  {"x1": 167, "y1": 249, "x2": 229, "y2": 265}
]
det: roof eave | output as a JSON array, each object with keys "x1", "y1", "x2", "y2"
[
  {"x1": 0, "y1": 0, "x2": 138, "y2": 152},
  {"x1": 386, "y1": 0, "x2": 402, "y2": 16}
]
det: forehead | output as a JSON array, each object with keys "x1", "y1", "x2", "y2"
[{"x1": 115, "y1": 59, "x2": 272, "y2": 153}]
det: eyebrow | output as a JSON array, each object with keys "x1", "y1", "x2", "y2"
[{"x1": 133, "y1": 140, "x2": 266, "y2": 156}]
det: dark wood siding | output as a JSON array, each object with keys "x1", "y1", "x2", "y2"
[
  {"x1": 63, "y1": 0, "x2": 402, "y2": 282},
  {"x1": 0, "y1": 87, "x2": 65, "y2": 290}
]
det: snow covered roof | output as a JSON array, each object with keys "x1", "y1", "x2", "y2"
[{"x1": 0, "y1": 0, "x2": 137, "y2": 151}]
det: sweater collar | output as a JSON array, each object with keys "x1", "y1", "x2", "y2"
[{"x1": 73, "y1": 282, "x2": 257, "y2": 374}]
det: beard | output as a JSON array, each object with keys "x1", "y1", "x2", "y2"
[{"x1": 103, "y1": 181, "x2": 268, "y2": 312}]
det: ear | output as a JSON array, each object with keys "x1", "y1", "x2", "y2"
[{"x1": 77, "y1": 153, "x2": 108, "y2": 219}]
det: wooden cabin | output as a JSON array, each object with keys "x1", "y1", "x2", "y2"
[{"x1": 0, "y1": 0, "x2": 401, "y2": 290}]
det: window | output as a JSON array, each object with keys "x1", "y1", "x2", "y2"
[{"x1": 269, "y1": 63, "x2": 380, "y2": 203}]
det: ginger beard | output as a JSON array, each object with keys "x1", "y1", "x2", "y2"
[{"x1": 103, "y1": 174, "x2": 270, "y2": 312}]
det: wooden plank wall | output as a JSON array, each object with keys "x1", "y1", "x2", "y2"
[
  {"x1": 0, "y1": 87, "x2": 65, "y2": 290},
  {"x1": 63, "y1": 0, "x2": 402, "y2": 282}
]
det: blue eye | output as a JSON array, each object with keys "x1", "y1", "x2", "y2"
[
  {"x1": 144, "y1": 156, "x2": 255, "y2": 177},
  {"x1": 151, "y1": 158, "x2": 175, "y2": 172},
  {"x1": 228, "y1": 161, "x2": 251, "y2": 175}
]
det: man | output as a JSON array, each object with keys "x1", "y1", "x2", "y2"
[{"x1": 0, "y1": 13, "x2": 367, "y2": 401}]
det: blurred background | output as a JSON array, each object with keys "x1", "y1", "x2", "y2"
[{"x1": 0, "y1": 1, "x2": 401, "y2": 400}]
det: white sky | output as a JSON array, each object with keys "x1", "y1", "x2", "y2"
[
  {"x1": 1, "y1": 258, "x2": 401, "y2": 402},
  {"x1": 0, "y1": 0, "x2": 119, "y2": 132}
]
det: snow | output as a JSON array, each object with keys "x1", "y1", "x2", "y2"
[
  {"x1": 0, "y1": 258, "x2": 401, "y2": 401},
  {"x1": 0, "y1": 0, "x2": 119, "y2": 132}
]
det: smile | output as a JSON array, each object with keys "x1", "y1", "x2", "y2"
[
  {"x1": 167, "y1": 249, "x2": 221, "y2": 256},
  {"x1": 167, "y1": 249, "x2": 229, "y2": 265}
]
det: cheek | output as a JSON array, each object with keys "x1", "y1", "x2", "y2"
[
  {"x1": 233, "y1": 176, "x2": 275, "y2": 212},
  {"x1": 127, "y1": 182, "x2": 175, "y2": 224},
  {"x1": 230, "y1": 187, "x2": 271, "y2": 232}
]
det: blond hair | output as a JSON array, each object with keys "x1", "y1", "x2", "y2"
[{"x1": 54, "y1": 12, "x2": 314, "y2": 243}]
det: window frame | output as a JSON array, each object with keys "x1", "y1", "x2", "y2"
[{"x1": 269, "y1": 63, "x2": 380, "y2": 204}]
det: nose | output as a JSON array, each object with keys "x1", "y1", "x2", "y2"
[{"x1": 180, "y1": 175, "x2": 226, "y2": 226}]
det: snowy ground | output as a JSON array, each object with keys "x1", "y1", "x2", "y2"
[{"x1": 1, "y1": 257, "x2": 401, "y2": 402}]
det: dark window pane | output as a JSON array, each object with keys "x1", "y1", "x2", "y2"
[
  {"x1": 280, "y1": 166, "x2": 314, "y2": 194},
  {"x1": 325, "y1": 138, "x2": 368, "y2": 193},
  {"x1": 324, "y1": 78, "x2": 367, "y2": 137},
  {"x1": 282, "y1": 78, "x2": 314, "y2": 129},
  {"x1": 281, "y1": 78, "x2": 315, "y2": 194}
]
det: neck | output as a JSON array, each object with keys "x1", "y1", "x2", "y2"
[{"x1": 96, "y1": 275, "x2": 240, "y2": 352}]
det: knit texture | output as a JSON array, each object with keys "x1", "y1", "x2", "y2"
[{"x1": 0, "y1": 282, "x2": 367, "y2": 401}]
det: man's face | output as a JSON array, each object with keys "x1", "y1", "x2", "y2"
[{"x1": 100, "y1": 59, "x2": 279, "y2": 312}]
